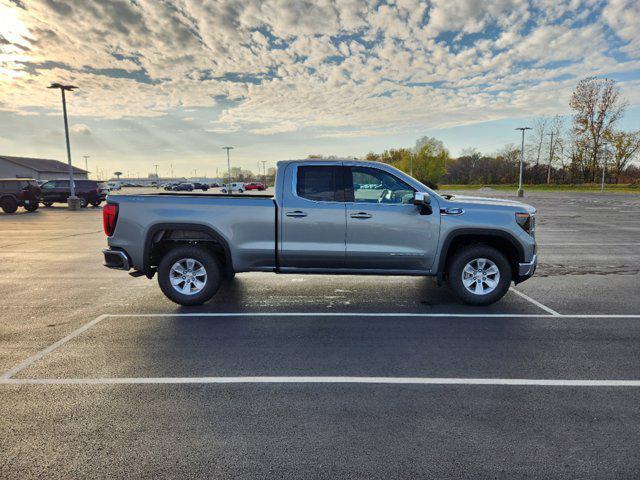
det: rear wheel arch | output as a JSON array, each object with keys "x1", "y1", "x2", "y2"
[
  {"x1": 144, "y1": 223, "x2": 234, "y2": 278},
  {"x1": 438, "y1": 229, "x2": 524, "y2": 279}
]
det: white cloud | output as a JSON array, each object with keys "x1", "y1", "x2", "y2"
[
  {"x1": 0, "y1": 0, "x2": 638, "y2": 139},
  {"x1": 70, "y1": 123, "x2": 91, "y2": 135}
]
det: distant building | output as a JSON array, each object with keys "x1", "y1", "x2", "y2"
[{"x1": 0, "y1": 155, "x2": 88, "y2": 180}]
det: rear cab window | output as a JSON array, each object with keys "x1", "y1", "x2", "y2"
[{"x1": 296, "y1": 165, "x2": 347, "y2": 202}]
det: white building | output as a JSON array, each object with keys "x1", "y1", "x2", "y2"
[{"x1": 0, "y1": 155, "x2": 88, "y2": 181}]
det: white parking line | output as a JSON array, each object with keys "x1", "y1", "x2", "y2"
[
  {"x1": 509, "y1": 288, "x2": 561, "y2": 316},
  {"x1": 0, "y1": 314, "x2": 109, "y2": 380},
  {"x1": 1, "y1": 376, "x2": 640, "y2": 387}
]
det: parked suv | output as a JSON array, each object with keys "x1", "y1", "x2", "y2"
[
  {"x1": 0, "y1": 178, "x2": 41, "y2": 213},
  {"x1": 40, "y1": 179, "x2": 107, "y2": 208}
]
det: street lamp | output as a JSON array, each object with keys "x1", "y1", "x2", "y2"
[
  {"x1": 48, "y1": 83, "x2": 80, "y2": 208},
  {"x1": 261, "y1": 160, "x2": 267, "y2": 185},
  {"x1": 154, "y1": 164, "x2": 159, "y2": 188},
  {"x1": 601, "y1": 146, "x2": 610, "y2": 193},
  {"x1": 222, "y1": 147, "x2": 233, "y2": 195},
  {"x1": 515, "y1": 127, "x2": 532, "y2": 197},
  {"x1": 83, "y1": 155, "x2": 90, "y2": 179}
]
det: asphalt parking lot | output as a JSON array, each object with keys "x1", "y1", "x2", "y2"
[{"x1": 1, "y1": 190, "x2": 640, "y2": 479}]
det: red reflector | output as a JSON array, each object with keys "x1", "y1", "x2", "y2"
[{"x1": 103, "y1": 204, "x2": 118, "y2": 236}]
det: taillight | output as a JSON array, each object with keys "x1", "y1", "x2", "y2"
[{"x1": 103, "y1": 204, "x2": 118, "y2": 236}]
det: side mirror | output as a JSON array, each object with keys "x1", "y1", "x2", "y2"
[
  {"x1": 413, "y1": 192, "x2": 432, "y2": 215},
  {"x1": 413, "y1": 191, "x2": 431, "y2": 206}
]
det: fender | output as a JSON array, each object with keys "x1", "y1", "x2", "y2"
[
  {"x1": 143, "y1": 222, "x2": 233, "y2": 277},
  {"x1": 436, "y1": 228, "x2": 525, "y2": 275}
]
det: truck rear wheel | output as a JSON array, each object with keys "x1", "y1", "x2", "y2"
[
  {"x1": 158, "y1": 245, "x2": 222, "y2": 306},
  {"x1": 447, "y1": 245, "x2": 511, "y2": 306}
]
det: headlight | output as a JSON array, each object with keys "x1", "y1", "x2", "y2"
[{"x1": 515, "y1": 212, "x2": 534, "y2": 236}]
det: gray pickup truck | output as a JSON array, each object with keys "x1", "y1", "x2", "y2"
[{"x1": 103, "y1": 159, "x2": 537, "y2": 306}]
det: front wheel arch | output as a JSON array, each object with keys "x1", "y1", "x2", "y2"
[{"x1": 438, "y1": 230, "x2": 523, "y2": 280}]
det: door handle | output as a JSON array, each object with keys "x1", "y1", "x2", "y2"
[
  {"x1": 350, "y1": 212, "x2": 372, "y2": 219},
  {"x1": 286, "y1": 210, "x2": 308, "y2": 218}
]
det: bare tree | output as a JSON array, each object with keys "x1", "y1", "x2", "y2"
[
  {"x1": 569, "y1": 77, "x2": 628, "y2": 181},
  {"x1": 605, "y1": 130, "x2": 640, "y2": 183},
  {"x1": 546, "y1": 116, "x2": 563, "y2": 184},
  {"x1": 531, "y1": 117, "x2": 548, "y2": 167}
]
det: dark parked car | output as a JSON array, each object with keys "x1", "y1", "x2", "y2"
[
  {"x1": 40, "y1": 179, "x2": 107, "y2": 208},
  {"x1": 0, "y1": 178, "x2": 41, "y2": 213},
  {"x1": 173, "y1": 183, "x2": 194, "y2": 191},
  {"x1": 192, "y1": 182, "x2": 209, "y2": 191}
]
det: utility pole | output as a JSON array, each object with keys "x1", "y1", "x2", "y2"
[
  {"x1": 170, "y1": 164, "x2": 173, "y2": 179},
  {"x1": 515, "y1": 127, "x2": 532, "y2": 197},
  {"x1": 261, "y1": 160, "x2": 267, "y2": 185},
  {"x1": 546, "y1": 132, "x2": 554, "y2": 185},
  {"x1": 154, "y1": 164, "x2": 159, "y2": 188},
  {"x1": 48, "y1": 83, "x2": 80, "y2": 208},
  {"x1": 222, "y1": 147, "x2": 234, "y2": 195}
]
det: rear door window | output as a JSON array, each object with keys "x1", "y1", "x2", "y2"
[{"x1": 296, "y1": 166, "x2": 346, "y2": 202}]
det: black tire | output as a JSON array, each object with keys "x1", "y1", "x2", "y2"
[
  {"x1": 43, "y1": 202, "x2": 53, "y2": 207},
  {"x1": 238, "y1": 189, "x2": 244, "y2": 193},
  {"x1": 79, "y1": 197, "x2": 88, "y2": 208},
  {"x1": 157, "y1": 245, "x2": 222, "y2": 306},
  {"x1": 447, "y1": 245, "x2": 512, "y2": 306},
  {"x1": 91, "y1": 201, "x2": 102, "y2": 207},
  {"x1": 1, "y1": 197, "x2": 18, "y2": 214},
  {"x1": 24, "y1": 202, "x2": 39, "y2": 212}
]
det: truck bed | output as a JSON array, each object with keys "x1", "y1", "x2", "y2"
[{"x1": 107, "y1": 193, "x2": 277, "y2": 272}]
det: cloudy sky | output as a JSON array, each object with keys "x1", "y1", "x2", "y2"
[{"x1": 1, "y1": 0, "x2": 639, "y2": 178}]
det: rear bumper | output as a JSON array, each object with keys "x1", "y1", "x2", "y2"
[
  {"x1": 516, "y1": 254, "x2": 537, "y2": 282},
  {"x1": 103, "y1": 248, "x2": 131, "y2": 270}
]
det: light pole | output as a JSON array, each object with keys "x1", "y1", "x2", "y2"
[
  {"x1": 261, "y1": 160, "x2": 267, "y2": 185},
  {"x1": 601, "y1": 146, "x2": 609, "y2": 193},
  {"x1": 154, "y1": 164, "x2": 159, "y2": 188},
  {"x1": 223, "y1": 147, "x2": 233, "y2": 195},
  {"x1": 515, "y1": 127, "x2": 532, "y2": 197},
  {"x1": 48, "y1": 83, "x2": 80, "y2": 208},
  {"x1": 83, "y1": 155, "x2": 90, "y2": 179}
]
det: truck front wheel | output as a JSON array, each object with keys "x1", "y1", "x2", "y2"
[
  {"x1": 447, "y1": 245, "x2": 511, "y2": 306},
  {"x1": 158, "y1": 245, "x2": 222, "y2": 306}
]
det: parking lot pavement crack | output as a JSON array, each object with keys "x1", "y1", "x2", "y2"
[{"x1": 537, "y1": 264, "x2": 640, "y2": 277}]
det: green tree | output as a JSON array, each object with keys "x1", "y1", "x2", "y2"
[
  {"x1": 605, "y1": 130, "x2": 640, "y2": 183},
  {"x1": 409, "y1": 137, "x2": 448, "y2": 187}
]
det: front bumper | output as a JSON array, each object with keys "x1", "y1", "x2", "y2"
[
  {"x1": 103, "y1": 248, "x2": 130, "y2": 270},
  {"x1": 517, "y1": 254, "x2": 537, "y2": 281}
]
